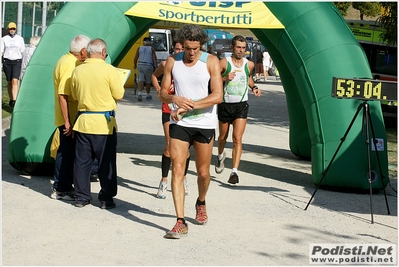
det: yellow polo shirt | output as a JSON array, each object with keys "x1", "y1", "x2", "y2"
[
  {"x1": 53, "y1": 52, "x2": 81, "y2": 127},
  {"x1": 71, "y1": 58, "x2": 125, "y2": 135}
]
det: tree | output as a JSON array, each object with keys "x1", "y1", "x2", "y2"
[
  {"x1": 333, "y1": 2, "x2": 352, "y2": 16},
  {"x1": 378, "y1": 2, "x2": 397, "y2": 46},
  {"x1": 352, "y1": 2, "x2": 381, "y2": 20}
]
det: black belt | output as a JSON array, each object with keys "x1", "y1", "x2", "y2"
[{"x1": 3, "y1": 58, "x2": 22, "y2": 62}]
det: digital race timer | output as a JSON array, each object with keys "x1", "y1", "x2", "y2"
[{"x1": 331, "y1": 77, "x2": 397, "y2": 102}]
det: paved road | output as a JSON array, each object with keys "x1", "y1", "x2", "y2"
[{"x1": 2, "y1": 79, "x2": 397, "y2": 265}]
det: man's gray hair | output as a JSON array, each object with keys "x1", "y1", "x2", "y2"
[
  {"x1": 70, "y1": 34, "x2": 90, "y2": 53},
  {"x1": 29, "y1": 36, "x2": 41, "y2": 46},
  {"x1": 87, "y1": 38, "x2": 107, "y2": 56}
]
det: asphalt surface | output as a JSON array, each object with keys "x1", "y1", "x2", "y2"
[{"x1": 2, "y1": 78, "x2": 397, "y2": 266}]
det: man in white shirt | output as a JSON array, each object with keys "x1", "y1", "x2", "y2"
[{"x1": 263, "y1": 50, "x2": 272, "y2": 80}]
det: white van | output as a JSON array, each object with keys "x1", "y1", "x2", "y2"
[{"x1": 149, "y1": 28, "x2": 174, "y2": 65}]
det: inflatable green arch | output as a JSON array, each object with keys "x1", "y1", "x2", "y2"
[{"x1": 7, "y1": 2, "x2": 388, "y2": 190}]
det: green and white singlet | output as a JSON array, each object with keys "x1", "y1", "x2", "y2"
[{"x1": 222, "y1": 57, "x2": 250, "y2": 103}]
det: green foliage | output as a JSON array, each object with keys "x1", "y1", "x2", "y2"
[
  {"x1": 352, "y1": 2, "x2": 381, "y2": 20},
  {"x1": 333, "y1": 2, "x2": 352, "y2": 16},
  {"x1": 378, "y1": 2, "x2": 397, "y2": 46}
]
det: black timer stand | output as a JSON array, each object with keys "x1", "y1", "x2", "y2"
[{"x1": 304, "y1": 100, "x2": 390, "y2": 224}]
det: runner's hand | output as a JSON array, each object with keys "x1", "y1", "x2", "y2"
[
  {"x1": 173, "y1": 96, "x2": 194, "y2": 111},
  {"x1": 171, "y1": 108, "x2": 187, "y2": 121}
]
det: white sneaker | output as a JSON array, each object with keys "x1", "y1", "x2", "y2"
[
  {"x1": 50, "y1": 188, "x2": 76, "y2": 201},
  {"x1": 215, "y1": 151, "x2": 226, "y2": 174},
  {"x1": 184, "y1": 179, "x2": 190, "y2": 195},
  {"x1": 157, "y1": 181, "x2": 167, "y2": 199}
]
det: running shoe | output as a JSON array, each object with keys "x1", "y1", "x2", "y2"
[
  {"x1": 146, "y1": 94, "x2": 152, "y2": 100},
  {"x1": 138, "y1": 95, "x2": 142, "y2": 101},
  {"x1": 195, "y1": 204, "x2": 208, "y2": 225},
  {"x1": 215, "y1": 151, "x2": 226, "y2": 174},
  {"x1": 164, "y1": 220, "x2": 188, "y2": 239},
  {"x1": 75, "y1": 200, "x2": 91, "y2": 208},
  {"x1": 157, "y1": 181, "x2": 167, "y2": 199},
  {"x1": 184, "y1": 179, "x2": 190, "y2": 195},
  {"x1": 228, "y1": 172, "x2": 239, "y2": 184},
  {"x1": 50, "y1": 188, "x2": 76, "y2": 201}
]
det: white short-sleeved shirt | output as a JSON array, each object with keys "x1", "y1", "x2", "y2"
[{"x1": 1, "y1": 34, "x2": 25, "y2": 60}]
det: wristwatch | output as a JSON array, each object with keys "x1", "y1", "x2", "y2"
[{"x1": 252, "y1": 86, "x2": 258, "y2": 90}]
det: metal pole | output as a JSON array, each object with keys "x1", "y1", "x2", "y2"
[
  {"x1": 1, "y1": 2, "x2": 4, "y2": 29},
  {"x1": 17, "y1": 1, "x2": 23, "y2": 36},
  {"x1": 32, "y1": 2, "x2": 36, "y2": 37},
  {"x1": 41, "y1": 0, "x2": 47, "y2": 35}
]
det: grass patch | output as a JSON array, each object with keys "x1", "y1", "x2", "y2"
[{"x1": 2, "y1": 73, "x2": 13, "y2": 118}]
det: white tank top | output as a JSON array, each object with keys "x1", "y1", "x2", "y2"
[
  {"x1": 170, "y1": 52, "x2": 217, "y2": 129},
  {"x1": 222, "y1": 57, "x2": 250, "y2": 103}
]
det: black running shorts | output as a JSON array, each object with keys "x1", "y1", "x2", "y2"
[
  {"x1": 169, "y1": 124, "x2": 215, "y2": 146},
  {"x1": 3, "y1": 58, "x2": 22, "y2": 81},
  {"x1": 162, "y1": 112, "x2": 170, "y2": 125},
  {"x1": 217, "y1": 101, "x2": 249, "y2": 124}
]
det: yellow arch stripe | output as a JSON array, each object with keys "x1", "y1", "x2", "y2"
[{"x1": 125, "y1": 1, "x2": 284, "y2": 29}]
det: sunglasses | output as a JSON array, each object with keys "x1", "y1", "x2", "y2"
[{"x1": 9, "y1": 28, "x2": 16, "y2": 30}]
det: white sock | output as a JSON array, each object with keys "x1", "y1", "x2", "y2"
[
  {"x1": 138, "y1": 92, "x2": 142, "y2": 96},
  {"x1": 218, "y1": 153, "x2": 224, "y2": 160},
  {"x1": 232, "y1": 168, "x2": 238, "y2": 174}
]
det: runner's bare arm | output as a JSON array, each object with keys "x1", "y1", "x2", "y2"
[
  {"x1": 133, "y1": 47, "x2": 140, "y2": 69},
  {"x1": 152, "y1": 60, "x2": 165, "y2": 92},
  {"x1": 247, "y1": 60, "x2": 261, "y2": 97},
  {"x1": 219, "y1": 57, "x2": 233, "y2": 82}
]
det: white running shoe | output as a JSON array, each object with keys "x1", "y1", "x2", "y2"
[
  {"x1": 215, "y1": 151, "x2": 226, "y2": 174},
  {"x1": 157, "y1": 181, "x2": 167, "y2": 199}
]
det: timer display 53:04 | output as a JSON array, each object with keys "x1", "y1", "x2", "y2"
[{"x1": 331, "y1": 77, "x2": 397, "y2": 102}]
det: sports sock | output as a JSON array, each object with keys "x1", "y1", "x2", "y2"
[
  {"x1": 196, "y1": 198, "x2": 206, "y2": 206},
  {"x1": 218, "y1": 153, "x2": 224, "y2": 160},
  {"x1": 232, "y1": 168, "x2": 238, "y2": 174},
  {"x1": 138, "y1": 91, "x2": 142, "y2": 96},
  {"x1": 177, "y1": 218, "x2": 186, "y2": 225},
  {"x1": 161, "y1": 154, "x2": 171, "y2": 178}
]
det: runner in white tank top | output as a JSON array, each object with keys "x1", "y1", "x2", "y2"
[
  {"x1": 222, "y1": 56, "x2": 250, "y2": 103},
  {"x1": 158, "y1": 24, "x2": 223, "y2": 239},
  {"x1": 171, "y1": 51, "x2": 217, "y2": 129},
  {"x1": 215, "y1": 35, "x2": 261, "y2": 185}
]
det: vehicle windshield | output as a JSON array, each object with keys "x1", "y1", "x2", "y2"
[
  {"x1": 212, "y1": 39, "x2": 232, "y2": 51},
  {"x1": 150, "y1": 33, "x2": 167, "y2": 51}
]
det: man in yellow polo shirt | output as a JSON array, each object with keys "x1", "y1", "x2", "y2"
[
  {"x1": 52, "y1": 34, "x2": 90, "y2": 200},
  {"x1": 71, "y1": 38, "x2": 125, "y2": 209}
]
